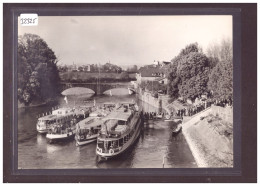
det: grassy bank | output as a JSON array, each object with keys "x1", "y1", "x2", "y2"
[{"x1": 182, "y1": 106, "x2": 233, "y2": 167}]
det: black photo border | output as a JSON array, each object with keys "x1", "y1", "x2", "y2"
[{"x1": 3, "y1": 3, "x2": 257, "y2": 183}]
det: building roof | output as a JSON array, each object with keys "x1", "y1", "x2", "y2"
[
  {"x1": 138, "y1": 66, "x2": 164, "y2": 77},
  {"x1": 154, "y1": 76, "x2": 167, "y2": 81}
]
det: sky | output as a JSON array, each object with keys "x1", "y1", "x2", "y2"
[{"x1": 18, "y1": 16, "x2": 232, "y2": 66}]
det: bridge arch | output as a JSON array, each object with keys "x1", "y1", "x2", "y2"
[
  {"x1": 59, "y1": 82, "x2": 134, "y2": 95},
  {"x1": 61, "y1": 87, "x2": 95, "y2": 96}
]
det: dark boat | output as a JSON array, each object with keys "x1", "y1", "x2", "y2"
[{"x1": 172, "y1": 124, "x2": 182, "y2": 135}]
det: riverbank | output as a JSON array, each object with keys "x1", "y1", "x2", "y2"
[
  {"x1": 18, "y1": 98, "x2": 58, "y2": 109},
  {"x1": 182, "y1": 106, "x2": 233, "y2": 167},
  {"x1": 137, "y1": 88, "x2": 170, "y2": 111}
]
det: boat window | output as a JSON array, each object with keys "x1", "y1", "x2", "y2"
[
  {"x1": 108, "y1": 141, "x2": 112, "y2": 148},
  {"x1": 94, "y1": 128, "x2": 99, "y2": 133},
  {"x1": 111, "y1": 140, "x2": 118, "y2": 148},
  {"x1": 97, "y1": 139, "x2": 104, "y2": 148},
  {"x1": 118, "y1": 120, "x2": 125, "y2": 125},
  {"x1": 119, "y1": 138, "x2": 123, "y2": 146}
]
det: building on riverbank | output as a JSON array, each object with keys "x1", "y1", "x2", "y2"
[{"x1": 136, "y1": 61, "x2": 170, "y2": 84}]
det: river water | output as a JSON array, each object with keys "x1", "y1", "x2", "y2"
[{"x1": 18, "y1": 88, "x2": 197, "y2": 169}]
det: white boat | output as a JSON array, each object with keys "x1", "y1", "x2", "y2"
[
  {"x1": 37, "y1": 114, "x2": 66, "y2": 134},
  {"x1": 89, "y1": 102, "x2": 115, "y2": 117},
  {"x1": 75, "y1": 117, "x2": 103, "y2": 146},
  {"x1": 96, "y1": 102, "x2": 142, "y2": 160},
  {"x1": 37, "y1": 106, "x2": 90, "y2": 134},
  {"x1": 45, "y1": 107, "x2": 89, "y2": 143},
  {"x1": 75, "y1": 102, "x2": 116, "y2": 146}
]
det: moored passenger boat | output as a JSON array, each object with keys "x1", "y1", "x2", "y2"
[
  {"x1": 75, "y1": 117, "x2": 103, "y2": 146},
  {"x1": 75, "y1": 102, "x2": 116, "y2": 146},
  {"x1": 96, "y1": 102, "x2": 142, "y2": 160},
  {"x1": 37, "y1": 114, "x2": 65, "y2": 134},
  {"x1": 89, "y1": 102, "x2": 116, "y2": 118},
  {"x1": 45, "y1": 107, "x2": 89, "y2": 143},
  {"x1": 36, "y1": 107, "x2": 83, "y2": 134}
]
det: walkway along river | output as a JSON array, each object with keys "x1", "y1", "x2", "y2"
[{"x1": 18, "y1": 88, "x2": 197, "y2": 169}]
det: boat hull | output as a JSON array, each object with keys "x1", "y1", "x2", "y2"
[
  {"x1": 172, "y1": 125, "x2": 182, "y2": 135},
  {"x1": 46, "y1": 131, "x2": 75, "y2": 143},
  {"x1": 37, "y1": 129, "x2": 48, "y2": 134},
  {"x1": 75, "y1": 135, "x2": 98, "y2": 146}
]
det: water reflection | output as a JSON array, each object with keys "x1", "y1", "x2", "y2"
[{"x1": 36, "y1": 134, "x2": 45, "y2": 146}]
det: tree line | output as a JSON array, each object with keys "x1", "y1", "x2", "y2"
[
  {"x1": 167, "y1": 39, "x2": 233, "y2": 102},
  {"x1": 18, "y1": 33, "x2": 60, "y2": 105}
]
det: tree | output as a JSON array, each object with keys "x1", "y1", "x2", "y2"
[
  {"x1": 167, "y1": 43, "x2": 210, "y2": 101},
  {"x1": 18, "y1": 33, "x2": 60, "y2": 105},
  {"x1": 126, "y1": 65, "x2": 138, "y2": 73},
  {"x1": 177, "y1": 52, "x2": 210, "y2": 100},
  {"x1": 219, "y1": 38, "x2": 233, "y2": 62},
  {"x1": 179, "y1": 42, "x2": 201, "y2": 56},
  {"x1": 207, "y1": 38, "x2": 233, "y2": 100},
  {"x1": 119, "y1": 71, "x2": 129, "y2": 80},
  {"x1": 206, "y1": 38, "x2": 232, "y2": 69}
]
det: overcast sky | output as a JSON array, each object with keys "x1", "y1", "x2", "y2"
[{"x1": 18, "y1": 16, "x2": 232, "y2": 66}]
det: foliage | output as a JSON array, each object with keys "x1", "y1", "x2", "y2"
[
  {"x1": 18, "y1": 33, "x2": 60, "y2": 105},
  {"x1": 126, "y1": 65, "x2": 138, "y2": 73},
  {"x1": 167, "y1": 43, "x2": 210, "y2": 101},
  {"x1": 206, "y1": 38, "x2": 232, "y2": 69},
  {"x1": 207, "y1": 39, "x2": 233, "y2": 100},
  {"x1": 119, "y1": 71, "x2": 130, "y2": 80},
  {"x1": 208, "y1": 59, "x2": 233, "y2": 100},
  {"x1": 100, "y1": 62, "x2": 122, "y2": 73}
]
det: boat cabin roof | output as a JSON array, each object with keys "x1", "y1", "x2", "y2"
[
  {"x1": 77, "y1": 117, "x2": 103, "y2": 128},
  {"x1": 38, "y1": 114, "x2": 68, "y2": 121},
  {"x1": 102, "y1": 111, "x2": 132, "y2": 122},
  {"x1": 103, "y1": 102, "x2": 116, "y2": 106}
]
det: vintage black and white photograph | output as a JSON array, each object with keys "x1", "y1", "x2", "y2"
[{"x1": 17, "y1": 15, "x2": 233, "y2": 169}]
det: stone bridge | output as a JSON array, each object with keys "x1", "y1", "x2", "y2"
[{"x1": 60, "y1": 82, "x2": 135, "y2": 95}]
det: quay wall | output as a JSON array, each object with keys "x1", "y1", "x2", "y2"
[
  {"x1": 182, "y1": 106, "x2": 233, "y2": 168},
  {"x1": 137, "y1": 88, "x2": 170, "y2": 111},
  {"x1": 211, "y1": 105, "x2": 233, "y2": 123}
]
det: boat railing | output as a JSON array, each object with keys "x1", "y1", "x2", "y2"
[
  {"x1": 48, "y1": 127, "x2": 73, "y2": 135},
  {"x1": 97, "y1": 144, "x2": 121, "y2": 154}
]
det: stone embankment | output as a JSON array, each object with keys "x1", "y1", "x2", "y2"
[
  {"x1": 137, "y1": 88, "x2": 170, "y2": 111},
  {"x1": 182, "y1": 106, "x2": 233, "y2": 167}
]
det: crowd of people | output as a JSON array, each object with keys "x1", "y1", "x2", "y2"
[
  {"x1": 174, "y1": 98, "x2": 232, "y2": 117},
  {"x1": 143, "y1": 112, "x2": 164, "y2": 120},
  {"x1": 142, "y1": 98, "x2": 233, "y2": 120}
]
